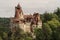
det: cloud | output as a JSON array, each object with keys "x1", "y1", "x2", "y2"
[{"x1": 0, "y1": 0, "x2": 60, "y2": 17}]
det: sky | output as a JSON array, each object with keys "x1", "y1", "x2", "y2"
[{"x1": 0, "y1": 0, "x2": 60, "y2": 17}]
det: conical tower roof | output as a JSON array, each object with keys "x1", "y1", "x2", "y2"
[
  {"x1": 16, "y1": 3, "x2": 21, "y2": 9},
  {"x1": 14, "y1": 3, "x2": 23, "y2": 19}
]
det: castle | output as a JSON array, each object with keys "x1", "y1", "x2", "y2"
[{"x1": 10, "y1": 4, "x2": 42, "y2": 33}]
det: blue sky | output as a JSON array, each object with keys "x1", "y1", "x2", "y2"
[{"x1": 0, "y1": 0, "x2": 60, "y2": 17}]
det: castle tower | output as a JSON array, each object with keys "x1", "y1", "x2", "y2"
[
  {"x1": 10, "y1": 4, "x2": 24, "y2": 32},
  {"x1": 15, "y1": 3, "x2": 24, "y2": 20}
]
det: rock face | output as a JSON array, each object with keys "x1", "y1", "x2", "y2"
[{"x1": 10, "y1": 4, "x2": 42, "y2": 33}]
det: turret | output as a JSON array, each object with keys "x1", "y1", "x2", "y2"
[{"x1": 14, "y1": 3, "x2": 24, "y2": 20}]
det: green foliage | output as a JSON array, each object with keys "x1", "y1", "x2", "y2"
[
  {"x1": 41, "y1": 12, "x2": 58, "y2": 22},
  {"x1": 47, "y1": 18, "x2": 60, "y2": 31},
  {"x1": 54, "y1": 8, "x2": 60, "y2": 21},
  {"x1": 54, "y1": 8, "x2": 60, "y2": 16},
  {"x1": 34, "y1": 28, "x2": 45, "y2": 40},
  {"x1": 0, "y1": 37, "x2": 2, "y2": 40},
  {"x1": 0, "y1": 18, "x2": 10, "y2": 32},
  {"x1": 42, "y1": 23, "x2": 52, "y2": 40}
]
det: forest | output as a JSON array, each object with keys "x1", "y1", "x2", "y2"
[{"x1": 0, "y1": 8, "x2": 60, "y2": 40}]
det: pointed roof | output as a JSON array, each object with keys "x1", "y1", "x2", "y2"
[
  {"x1": 14, "y1": 3, "x2": 23, "y2": 18},
  {"x1": 16, "y1": 3, "x2": 21, "y2": 9}
]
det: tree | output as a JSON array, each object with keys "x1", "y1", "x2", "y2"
[
  {"x1": 34, "y1": 28, "x2": 45, "y2": 40},
  {"x1": 54, "y1": 8, "x2": 60, "y2": 16},
  {"x1": 42, "y1": 23, "x2": 52, "y2": 40},
  {"x1": 47, "y1": 18, "x2": 60, "y2": 40}
]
